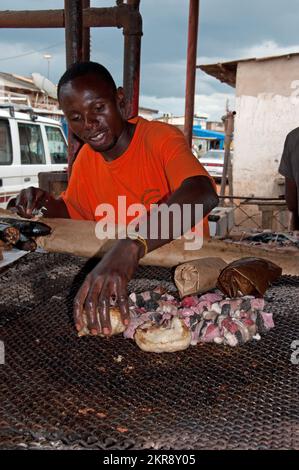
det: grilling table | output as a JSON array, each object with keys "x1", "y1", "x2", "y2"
[{"x1": 0, "y1": 253, "x2": 298, "y2": 450}]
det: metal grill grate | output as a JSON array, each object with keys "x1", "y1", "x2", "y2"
[{"x1": 0, "y1": 253, "x2": 299, "y2": 450}]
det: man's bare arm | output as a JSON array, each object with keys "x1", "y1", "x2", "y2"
[
  {"x1": 73, "y1": 174, "x2": 219, "y2": 335},
  {"x1": 137, "y1": 175, "x2": 219, "y2": 254}
]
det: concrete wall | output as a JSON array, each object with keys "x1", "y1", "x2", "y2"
[
  {"x1": 138, "y1": 108, "x2": 159, "y2": 121},
  {"x1": 206, "y1": 121, "x2": 224, "y2": 132},
  {"x1": 234, "y1": 55, "x2": 299, "y2": 198},
  {"x1": 158, "y1": 115, "x2": 208, "y2": 128}
]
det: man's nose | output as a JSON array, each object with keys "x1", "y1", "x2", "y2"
[{"x1": 83, "y1": 113, "x2": 98, "y2": 129}]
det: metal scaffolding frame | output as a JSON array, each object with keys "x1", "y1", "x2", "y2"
[
  {"x1": 0, "y1": 0, "x2": 200, "y2": 172},
  {"x1": 0, "y1": 0, "x2": 143, "y2": 174}
]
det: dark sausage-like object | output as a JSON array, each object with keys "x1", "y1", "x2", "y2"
[
  {"x1": 15, "y1": 234, "x2": 37, "y2": 252},
  {"x1": 0, "y1": 218, "x2": 51, "y2": 237},
  {"x1": 0, "y1": 223, "x2": 20, "y2": 244}
]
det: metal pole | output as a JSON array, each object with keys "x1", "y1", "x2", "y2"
[
  {"x1": 0, "y1": 9, "x2": 64, "y2": 27},
  {"x1": 64, "y1": 0, "x2": 84, "y2": 177},
  {"x1": 0, "y1": 3, "x2": 143, "y2": 172},
  {"x1": 122, "y1": 0, "x2": 142, "y2": 119},
  {"x1": 82, "y1": 0, "x2": 90, "y2": 62},
  {"x1": 0, "y1": 6, "x2": 141, "y2": 29},
  {"x1": 184, "y1": 0, "x2": 200, "y2": 147},
  {"x1": 64, "y1": 0, "x2": 83, "y2": 67},
  {"x1": 219, "y1": 111, "x2": 235, "y2": 205},
  {"x1": 123, "y1": 32, "x2": 141, "y2": 118}
]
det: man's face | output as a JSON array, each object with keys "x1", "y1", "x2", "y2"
[{"x1": 59, "y1": 74, "x2": 125, "y2": 152}]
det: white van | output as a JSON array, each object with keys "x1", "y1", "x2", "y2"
[{"x1": 0, "y1": 106, "x2": 68, "y2": 209}]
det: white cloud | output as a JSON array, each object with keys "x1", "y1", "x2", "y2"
[
  {"x1": 141, "y1": 41, "x2": 296, "y2": 105},
  {"x1": 140, "y1": 95, "x2": 184, "y2": 116},
  {"x1": 140, "y1": 92, "x2": 235, "y2": 121},
  {"x1": 0, "y1": 42, "x2": 65, "y2": 82},
  {"x1": 195, "y1": 93, "x2": 235, "y2": 119},
  {"x1": 194, "y1": 41, "x2": 299, "y2": 120},
  {"x1": 239, "y1": 40, "x2": 299, "y2": 59},
  {"x1": 2, "y1": 36, "x2": 298, "y2": 123},
  {"x1": 198, "y1": 41, "x2": 299, "y2": 66}
]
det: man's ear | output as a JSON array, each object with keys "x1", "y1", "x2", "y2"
[{"x1": 116, "y1": 86, "x2": 126, "y2": 112}]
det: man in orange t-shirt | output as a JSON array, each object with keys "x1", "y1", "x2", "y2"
[
  {"x1": 60, "y1": 115, "x2": 213, "y2": 236},
  {"x1": 15, "y1": 62, "x2": 219, "y2": 335}
]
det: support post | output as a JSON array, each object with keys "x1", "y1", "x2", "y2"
[
  {"x1": 184, "y1": 0, "x2": 200, "y2": 147},
  {"x1": 219, "y1": 111, "x2": 235, "y2": 205}
]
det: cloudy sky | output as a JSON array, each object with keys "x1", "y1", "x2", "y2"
[{"x1": 0, "y1": 0, "x2": 299, "y2": 120}]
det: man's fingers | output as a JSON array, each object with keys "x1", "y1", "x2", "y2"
[
  {"x1": 15, "y1": 188, "x2": 43, "y2": 219},
  {"x1": 74, "y1": 280, "x2": 90, "y2": 332},
  {"x1": 25, "y1": 190, "x2": 35, "y2": 216},
  {"x1": 74, "y1": 273, "x2": 130, "y2": 336},
  {"x1": 98, "y1": 283, "x2": 112, "y2": 335},
  {"x1": 85, "y1": 277, "x2": 104, "y2": 334},
  {"x1": 15, "y1": 192, "x2": 27, "y2": 218},
  {"x1": 26, "y1": 189, "x2": 45, "y2": 217},
  {"x1": 118, "y1": 295, "x2": 130, "y2": 326},
  {"x1": 15, "y1": 204, "x2": 26, "y2": 218},
  {"x1": 116, "y1": 280, "x2": 130, "y2": 326}
]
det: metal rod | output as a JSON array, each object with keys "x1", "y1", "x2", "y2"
[
  {"x1": 64, "y1": 0, "x2": 83, "y2": 67},
  {"x1": 64, "y1": 0, "x2": 84, "y2": 176},
  {"x1": 82, "y1": 0, "x2": 90, "y2": 62},
  {"x1": 67, "y1": 136, "x2": 83, "y2": 179},
  {"x1": 0, "y1": 6, "x2": 138, "y2": 29},
  {"x1": 121, "y1": 0, "x2": 142, "y2": 119},
  {"x1": 0, "y1": 10, "x2": 64, "y2": 28},
  {"x1": 184, "y1": 0, "x2": 200, "y2": 147},
  {"x1": 0, "y1": 3, "x2": 142, "y2": 173},
  {"x1": 218, "y1": 195, "x2": 286, "y2": 201},
  {"x1": 123, "y1": 33, "x2": 141, "y2": 119},
  {"x1": 219, "y1": 111, "x2": 235, "y2": 205}
]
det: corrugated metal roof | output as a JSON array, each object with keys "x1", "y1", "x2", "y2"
[
  {"x1": 0, "y1": 72, "x2": 39, "y2": 92},
  {"x1": 193, "y1": 125, "x2": 224, "y2": 140},
  {"x1": 198, "y1": 52, "x2": 299, "y2": 88}
]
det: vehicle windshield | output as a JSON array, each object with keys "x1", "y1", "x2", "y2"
[
  {"x1": 45, "y1": 126, "x2": 68, "y2": 164},
  {"x1": 201, "y1": 151, "x2": 224, "y2": 160}
]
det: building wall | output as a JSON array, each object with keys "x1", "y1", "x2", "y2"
[
  {"x1": 1, "y1": 85, "x2": 59, "y2": 110},
  {"x1": 138, "y1": 108, "x2": 159, "y2": 121},
  {"x1": 234, "y1": 56, "x2": 299, "y2": 198},
  {"x1": 158, "y1": 115, "x2": 208, "y2": 128},
  {"x1": 206, "y1": 121, "x2": 224, "y2": 132}
]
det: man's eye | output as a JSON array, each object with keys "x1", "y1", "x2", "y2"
[
  {"x1": 95, "y1": 105, "x2": 104, "y2": 112},
  {"x1": 70, "y1": 115, "x2": 81, "y2": 121}
]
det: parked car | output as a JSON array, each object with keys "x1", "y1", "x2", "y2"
[
  {"x1": 198, "y1": 149, "x2": 232, "y2": 181},
  {"x1": 0, "y1": 106, "x2": 68, "y2": 209}
]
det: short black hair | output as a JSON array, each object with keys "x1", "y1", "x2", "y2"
[{"x1": 57, "y1": 61, "x2": 117, "y2": 100}]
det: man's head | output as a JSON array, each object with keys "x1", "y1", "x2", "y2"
[{"x1": 58, "y1": 61, "x2": 126, "y2": 152}]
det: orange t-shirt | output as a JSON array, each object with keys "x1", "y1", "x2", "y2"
[{"x1": 61, "y1": 117, "x2": 213, "y2": 238}]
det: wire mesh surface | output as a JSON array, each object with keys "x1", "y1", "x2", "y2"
[{"x1": 0, "y1": 252, "x2": 299, "y2": 450}]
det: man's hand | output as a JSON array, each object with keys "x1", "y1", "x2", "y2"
[
  {"x1": 74, "y1": 238, "x2": 144, "y2": 335},
  {"x1": 15, "y1": 187, "x2": 51, "y2": 219},
  {"x1": 15, "y1": 186, "x2": 69, "y2": 219}
]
